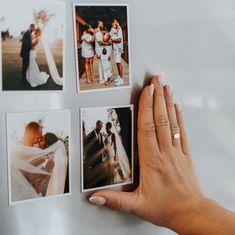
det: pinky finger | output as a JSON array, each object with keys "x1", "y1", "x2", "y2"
[{"x1": 175, "y1": 103, "x2": 191, "y2": 155}]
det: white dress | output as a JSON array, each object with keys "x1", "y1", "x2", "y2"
[
  {"x1": 26, "y1": 49, "x2": 50, "y2": 87},
  {"x1": 81, "y1": 33, "x2": 94, "y2": 58},
  {"x1": 105, "y1": 133, "x2": 115, "y2": 164},
  {"x1": 100, "y1": 46, "x2": 113, "y2": 82}
]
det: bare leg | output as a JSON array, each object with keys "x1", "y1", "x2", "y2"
[
  {"x1": 116, "y1": 63, "x2": 121, "y2": 76},
  {"x1": 85, "y1": 59, "x2": 90, "y2": 83},
  {"x1": 89, "y1": 58, "x2": 93, "y2": 81},
  {"x1": 118, "y1": 63, "x2": 123, "y2": 78}
]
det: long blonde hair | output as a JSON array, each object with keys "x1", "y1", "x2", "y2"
[{"x1": 23, "y1": 122, "x2": 42, "y2": 146}]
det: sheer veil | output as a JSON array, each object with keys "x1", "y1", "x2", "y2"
[
  {"x1": 112, "y1": 127, "x2": 131, "y2": 181},
  {"x1": 41, "y1": 34, "x2": 63, "y2": 86},
  {"x1": 10, "y1": 140, "x2": 68, "y2": 202}
]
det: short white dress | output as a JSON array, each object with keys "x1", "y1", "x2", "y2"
[{"x1": 81, "y1": 33, "x2": 94, "y2": 58}]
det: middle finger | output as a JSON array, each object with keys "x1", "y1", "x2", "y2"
[{"x1": 152, "y1": 75, "x2": 172, "y2": 150}]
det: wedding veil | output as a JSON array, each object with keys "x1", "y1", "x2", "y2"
[{"x1": 10, "y1": 140, "x2": 68, "y2": 202}]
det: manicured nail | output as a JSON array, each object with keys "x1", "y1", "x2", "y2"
[
  {"x1": 89, "y1": 196, "x2": 106, "y2": 206},
  {"x1": 148, "y1": 84, "x2": 154, "y2": 97},
  {"x1": 166, "y1": 85, "x2": 173, "y2": 96},
  {"x1": 175, "y1": 102, "x2": 181, "y2": 111},
  {"x1": 157, "y1": 75, "x2": 163, "y2": 86}
]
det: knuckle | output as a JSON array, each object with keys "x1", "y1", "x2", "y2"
[
  {"x1": 177, "y1": 119, "x2": 184, "y2": 127},
  {"x1": 139, "y1": 121, "x2": 156, "y2": 134},
  {"x1": 110, "y1": 198, "x2": 124, "y2": 211},
  {"x1": 156, "y1": 115, "x2": 170, "y2": 128},
  {"x1": 166, "y1": 99, "x2": 174, "y2": 108},
  {"x1": 170, "y1": 122, "x2": 180, "y2": 133}
]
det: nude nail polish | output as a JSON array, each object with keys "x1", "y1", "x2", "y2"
[
  {"x1": 166, "y1": 85, "x2": 173, "y2": 96},
  {"x1": 148, "y1": 84, "x2": 154, "y2": 97},
  {"x1": 175, "y1": 102, "x2": 181, "y2": 111},
  {"x1": 89, "y1": 196, "x2": 106, "y2": 206}
]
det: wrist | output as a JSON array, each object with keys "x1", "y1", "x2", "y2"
[
  {"x1": 167, "y1": 194, "x2": 212, "y2": 233},
  {"x1": 167, "y1": 194, "x2": 235, "y2": 235}
]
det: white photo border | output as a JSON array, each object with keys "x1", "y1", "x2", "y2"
[
  {"x1": 6, "y1": 109, "x2": 72, "y2": 205},
  {"x1": 80, "y1": 104, "x2": 134, "y2": 192},
  {"x1": 73, "y1": 3, "x2": 132, "y2": 94},
  {"x1": 0, "y1": 0, "x2": 66, "y2": 93}
]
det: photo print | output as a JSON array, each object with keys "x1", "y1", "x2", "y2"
[
  {"x1": 73, "y1": 4, "x2": 131, "y2": 92},
  {"x1": 81, "y1": 105, "x2": 133, "y2": 192},
  {"x1": 1, "y1": 0, "x2": 65, "y2": 91},
  {"x1": 7, "y1": 110, "x2": 70, "y2": 204}
]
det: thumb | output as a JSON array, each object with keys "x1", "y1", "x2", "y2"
[{"x1": 89, "y1": 190, "x2": 137, "y2": 212}]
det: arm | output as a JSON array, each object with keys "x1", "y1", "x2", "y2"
[
  {"x1": 111, "y1": 38, "x2": 121, "y2": 44},
  {"x1": 89, "y1": 75, "x2": 235, "y2": 235}
]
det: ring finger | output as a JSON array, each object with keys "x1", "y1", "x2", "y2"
[{"x1": 164, "y1": 84, "x2": 181, "y2": 150}]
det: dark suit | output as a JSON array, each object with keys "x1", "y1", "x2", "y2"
[
  {"x1": 84, "y1": 130, "x2": 105, "y2": 189},
  {"x1": 20, "y1": 30, "x2": 32, "y2": 82},
  {"x1": 85, "y1": 130, "x2": 104, "y2": 168}
]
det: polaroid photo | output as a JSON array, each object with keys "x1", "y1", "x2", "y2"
[
  {"x1": 1, "y1": 0, "x2": 65, "y2": 92},
  {"x1": 81, "y1": 105, "x2": 134, "y2": 192},
  {"x1": 7, "y1": 110, "x2": 71, "y2": 205},
  {"x1": 73, "y1": 3, "x2": 132, "y2": 93}
]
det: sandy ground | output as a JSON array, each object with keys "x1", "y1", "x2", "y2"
[{"x1": 2, "y1": 38, "x2": 63, "y2": 91}]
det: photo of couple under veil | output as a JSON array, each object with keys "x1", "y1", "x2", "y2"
[
  {"x1": 81, "y1": 106, "x2": 133, "y2": 191},
  {"x1": 7, "y1": 110, "x2": 70, "y2": 204},
  {"x1": 1, "y1": 1, "x2": 64, "y2": 91}
]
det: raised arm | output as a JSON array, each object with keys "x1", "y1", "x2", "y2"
[{"x1": 89, "y1": 75, "x2": 235, "y2": 235}]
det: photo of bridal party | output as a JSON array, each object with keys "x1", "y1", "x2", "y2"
[
  {"x1": 81, "y1": 106, "x2": 133, "y2": 191},
  {"x1": 1, "y1": 1, "x2": 65, "y2": 91},
  {"x1": 73, "y1": 4, "x2": 131, "y2": 92},
  {"x1": 7, "y1": 110, "x2": 70, "y2": 204}
]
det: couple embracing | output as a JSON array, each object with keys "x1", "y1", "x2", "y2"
[
  {"x1": 20, "y1": 24, "x2": 49, "y2": 87},
  {"x1": 20, "y1": 23, "x2": 63, "y2": 88},
  {"x1": 10, "y1": 121, "x2": 68, "y2": 201}
]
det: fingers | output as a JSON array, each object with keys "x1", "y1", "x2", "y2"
[
  {"x1": 164, "y1": 85, "x2": 181, "y2": 150},
  {"x1": 175, "y1": 103, "x2": 191, "y2": 155},
  {"x1": 89, "y1": 190, "x2": 137, "y2": 213},
  {"x1": 152, "y1": 76, "x2": 172, "y2": 150},
  {"x1": 138, "y1": 84, "x2": 160, "y2": 160}
]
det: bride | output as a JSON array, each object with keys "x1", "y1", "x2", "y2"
[
  {"x1": 104, "y1": 122, "x2": 131, "y2": 185},
  {"x1": 10, "y1": 122, "x2": 68, "y2": 202},
  {"x1": 26, "y1": 28, "x2": 50, "y2": 87}
]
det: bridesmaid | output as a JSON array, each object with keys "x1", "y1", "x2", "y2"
[{"x1": 81, "y1": 26, "x2": 94, "y2": 83}]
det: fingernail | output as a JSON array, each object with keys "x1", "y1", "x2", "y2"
[
  {"x1": 89, "y1": 196, "x2": 106, "y2": 206},
  {"x1": 175, "y1": 102, "x2": 181, "y2": 111},
  {"x1": 148, "y1": 84, "x2": 154, "y2": 97},
  {"x1": 157, "y1": 75, "x2": 163, "y2": 86},
  {"x1": 166, "y1": 85, "x2": 173, "y2": 96}
]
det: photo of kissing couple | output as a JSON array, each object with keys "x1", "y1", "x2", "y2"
[
  {"x1": 74, "y1": 4, "x2": 131, "y2": 92},
  {"x1": 81, "y1": 106, "x2": 133, "y2": 191},
  {"x1": 7, "y1": 110, "x2": 70, "y2": 204},
  {"x1": 1, "y1": 1, "x2": 64, "y2": 91}
]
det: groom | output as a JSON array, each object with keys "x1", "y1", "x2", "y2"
[{"x1": 20, "y1": 24, "x2": 35, "y2": 84}]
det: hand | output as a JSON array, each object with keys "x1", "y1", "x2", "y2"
[{"x1": 89, "y1": 75, "x2": 206, "y2": 230}]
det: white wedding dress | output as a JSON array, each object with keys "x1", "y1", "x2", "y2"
[
  {"x1": 26, "y1": 32, "x2": 63, "y2": 87},
  {"x1": 26, "y1": 49, "x2": 49, "y2": 87},
  {"x1": 10, "y1": 140, "x2": 68, "y2": 203},
  {"x1": 105, "y1": 130, "x2": 132, "y2": 184}
]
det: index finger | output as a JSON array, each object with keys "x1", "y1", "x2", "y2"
[{"x1": 138, "y1": 84, "x2": 160, "y2": 164}]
